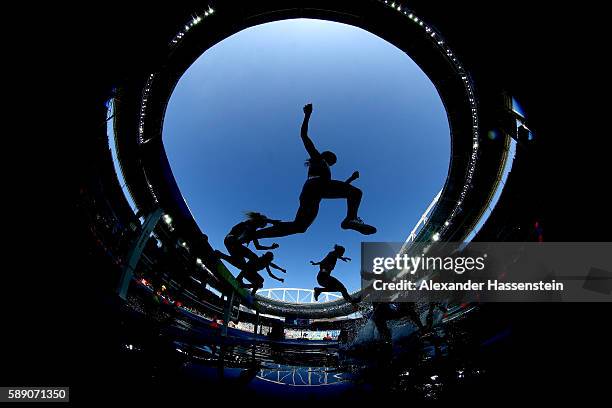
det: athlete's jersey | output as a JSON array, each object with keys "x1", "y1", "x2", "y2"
[
  {"x1": 227, "y1": 220, "x2": 256, "y2": 244},
  {"x1": 319, "y1": 251, "x2": 339, "y2": 273},
  {"x1": 307, "y1": 156, "x2": 331, "y2": 180},
  {"x1": 245, "y1": 256, "x2": 269, "y2": 272}
]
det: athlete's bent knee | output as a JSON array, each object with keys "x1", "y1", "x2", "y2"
[{"x1": 349, "y1": 186, "x2": 362, "y2": 199}]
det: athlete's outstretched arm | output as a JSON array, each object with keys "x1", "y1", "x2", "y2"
[
  {"x1": 301, "y1": 104, "x2": 320, "y2": 158},
  {"x1": 270, "y1": 262, "x2": 287, "y2": 273},
  {"x1": 265, "y1": 266, "x2": 285, "y2": 282},
  {"x1": 340, "y1": 256, "x2": 351, "y2": 262},
  {"x1": 310, "y1": 260, "x2": 321, "y2": 266},
  {"x1": 253, "y1": 239, "x2": 279, "y2": 251},
  {"x1": 345, "y1": 171, "x2": 360, "y2": 184}
]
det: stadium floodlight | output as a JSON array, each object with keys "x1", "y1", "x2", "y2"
[
  {"x1": 196, "y1": 258, "x2": 203, "y2": 265},
  {"x1": 432, "y1": 232, "x2": 440, "y2": 241}
]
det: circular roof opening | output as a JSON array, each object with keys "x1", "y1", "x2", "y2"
[{"x1": 163, "y1": 19, "x2": 450, "y2": 292}]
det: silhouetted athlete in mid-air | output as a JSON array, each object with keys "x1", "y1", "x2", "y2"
[
  {"x1": 253, "y1": 103, "x2": 376, "y2": 240},
  {"x1": 237, "y1": 252, "x2": 286, "y2": 295},
  {"x1": 311, "y1": 245, "x2": 358, "y2": 304},
  {"x1": 215, "y1": 212, "x2": 280, "y2": 269}
]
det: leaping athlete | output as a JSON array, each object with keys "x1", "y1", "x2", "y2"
[
  {"x1": 311, "y1": 244, "x2": 359, "y2": 304},
  {"x1": 237, "y1": 252, "x2": 286, "y2": 295},
  {"x1": 215, "y1": 212, "x2": 280, "y2": 270},
  {"x1": 253, "y1": 103, "x2": 376, "y2": 240}
]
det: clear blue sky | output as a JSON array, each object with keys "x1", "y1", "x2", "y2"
[{"x1": 163, "y1": 19, "x2": 449, "y2": 293}]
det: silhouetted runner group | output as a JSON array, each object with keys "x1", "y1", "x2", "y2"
[{"x1": 216, "y1": 103, "x2": 376, "y2": 302}]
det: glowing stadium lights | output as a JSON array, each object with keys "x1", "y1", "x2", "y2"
[
  {"x1": 162, "y1": 213, "x2": 175, "y2": 231},
  {"x1": 379, "y1": 1, "x2": 480, "y2": 242},
  {"x1": 169, "y1": 5, "x2": 215, "y2": 46},
  {"x1": 138, "y1": 6, "x2": 217, "y2": 203},
  {"x1": 403, "y1": 190, "x2": 441, "y2": 248},
  {"x1": 146, "y1": 181, "x2": 158, "y2": 203},
  {"x1": 432, "y1": 232, "x2": 440, "y2": 241},
  {"x1": 138, "y1": 73, "x2": 155, "y2": 144}
]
